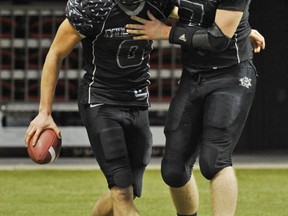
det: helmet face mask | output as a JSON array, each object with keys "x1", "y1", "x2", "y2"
[{"x1": 119, "y1": 0, "x2": 144, "y2": 6}]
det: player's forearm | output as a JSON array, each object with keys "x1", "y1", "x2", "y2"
[
  {"x1": 38, "y1": 53, "x2": 63, "y2": 115},
  {"x1": 169, "y1": 23, "x2": 231, "y2": 52},
  {"x1": 38, "y1": 19, "x2": 81, "y2": 115},
  {"x1": 169, "y1": 9, "x2": 243, "y2": 52}
]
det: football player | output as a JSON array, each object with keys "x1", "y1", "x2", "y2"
[
  {"x1": 25, "y1": 0, "x2": 173, "y2": 215},
  {"x1": 126, "y1": 0, "x2": 265, "y2": 215}
]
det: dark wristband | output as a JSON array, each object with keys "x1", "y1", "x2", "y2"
[{"x1": 169, "y1": 25, "x2": 198, "y2": 47}]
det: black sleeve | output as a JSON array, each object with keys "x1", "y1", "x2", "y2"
[
  {"x1": 169, "y1": 23, "x2": 231, "y2": 52},
  {"x1": 65, "y1": 0, "x2": 114, "y2": 37}
]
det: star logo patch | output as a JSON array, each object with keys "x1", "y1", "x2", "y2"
[
  {"x1": 179, "y1": 34, "x2": 186, "y2": 42},
  {"x1": 239, "y1": 77, "x2": 252, "y2": 89}
]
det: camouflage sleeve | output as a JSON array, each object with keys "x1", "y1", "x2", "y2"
[{"x1": 65, "y1": 0, "x2": 114, "y2": 37}]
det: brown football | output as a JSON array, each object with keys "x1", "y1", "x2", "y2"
[{"x1": 27, "y1": 129, "x2": 62, "y2": 164}]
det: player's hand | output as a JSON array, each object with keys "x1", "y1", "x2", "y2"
[
  {"x1": 250, "y1": 29, "x2": 265, "y2": 53},
  {"x1": 25, "y1": 112, "x2": 61, "y2": 147},
  {"x1": 126, "y1": 10, "x2": 171, "y2": 40}
]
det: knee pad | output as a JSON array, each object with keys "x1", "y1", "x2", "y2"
[
  {"x1": 199, "y1": 159, "x2": 219, "y2": 180},
  {"x1": 161, "y1": 158, "x2": 191, "y2": 188},
  {"x1": 99, "y1": 127, "x2": 134, "y2": 189},
  {"x1": 110, "y1": 170, "x2": 133, "y2": 189},
  {"x1": 199, "y1": 146, "x2": 219, "y2": 180},
  {"x1": 199, "y1": 146, "x2": 232, "y2": 180}
]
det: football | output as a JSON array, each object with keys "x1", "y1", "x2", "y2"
[{"x1": 27, "y1": 129, "x2": 62, "y2": 164}]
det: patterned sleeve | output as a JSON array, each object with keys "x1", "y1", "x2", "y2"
[
  {"x1": 66, "y1": 0, "x2": 114, "y2": 37},
  {"x1": 218, "y1": 0, "x2": 249, "y2": 11}
]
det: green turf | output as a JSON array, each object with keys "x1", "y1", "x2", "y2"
[{"x1": 1, "y1": 168, "x2": 288, "y2": 216}]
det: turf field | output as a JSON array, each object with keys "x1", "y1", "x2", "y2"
[{"x1": 1, "y1": 169, "x2": 288, "y2": 216}]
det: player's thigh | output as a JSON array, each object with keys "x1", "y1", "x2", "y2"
[
  {"x1": 79, "y1": 104, "x2": 132, "y2": 184},
  {"x1": 162, "y1": 76, "x2": 203, "y2": 186},
  {"x1": 202, "y1": 60, "x2": 257, "y2": 145},
  {"x1": 78, "y1": 104, "x2": 125, "y2": 161},
  {"x1": 199, "y1": 61, "x2": 257, "y2": 179},
  {"x1": 164, "y1": 74, "x2": 203, "y2": 161},
  {"x1": 126, "y1": 109, "x2": 152, "y2": 197},
  {"x1": 127, "y1": 109, "x2": 152, "y2": 167}
]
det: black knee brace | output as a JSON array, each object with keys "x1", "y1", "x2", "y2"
[
  {"x1": 199, "y1": 147, "x2": 219, "y2": 180},
  {"x1": 161, "y1": 158, "x2": 191, "y2": 187},
  {"x1": 199, "y1": 146, "x2": 232, "y2": 180}
]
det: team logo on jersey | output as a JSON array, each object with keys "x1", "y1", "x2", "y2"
[
  {"x1": 134, "y1": 89, "x2": 148, "y2": 100},
  {"x1": 239, "y1": 77, "x2": 252, "y2": 89},
  {"x1": 179, "y1": 34, "x2": 187, "y2": 42},
  {"x1": 104, "y1": 27, "x2": 131, "y2": 38}
]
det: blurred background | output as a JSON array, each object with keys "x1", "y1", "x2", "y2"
[{"x1": 0, "y1": 0, "x2": 288, "y2": 158}]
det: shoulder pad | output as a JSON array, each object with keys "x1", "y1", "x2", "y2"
[{"x1": 66, "y1": 0, "x2": 115, "y2": 37}]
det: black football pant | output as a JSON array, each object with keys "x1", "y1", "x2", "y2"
[{"x1": 162, "y1": 60, "x2": 257, "y2": 187}]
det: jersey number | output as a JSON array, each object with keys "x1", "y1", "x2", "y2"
[
  {"x1": 117, "y1": 40, "x2": 151, "y2": 68},
  {"x1": 179, "y1": 0, "x2": 204, "y2": 25}
]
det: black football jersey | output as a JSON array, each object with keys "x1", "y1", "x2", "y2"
[
  {"x1": 66, "y1": 0, "x2": 173, "y2": 106},
  {"x1": 172, "y1": 0, "x2": 253, "y2": 71}
]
